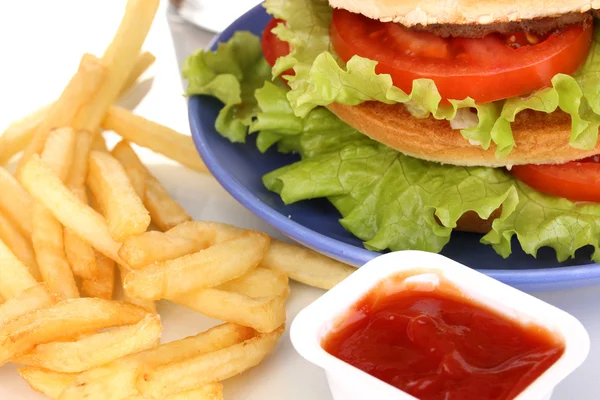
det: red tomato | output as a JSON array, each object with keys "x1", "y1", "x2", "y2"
[
  {"x1": 262, "y1": 18, "x2": 294, "y2": 77},
  {"x1": 511, "y1": 157, "x2": 600, "y2": 202},
  {"x1": 330, "y1": 9, "x2": 593, "y2": 103}
]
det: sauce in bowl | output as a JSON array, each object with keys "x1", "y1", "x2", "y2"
[{"x1": 322, "y1": 273, "x2": 565, "y2": 400}]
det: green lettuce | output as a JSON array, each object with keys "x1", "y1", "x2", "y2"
[
  {"x1": 264, "y1": 0, "x2": 600, "y2": 157},
  {"x1": 184, "y1": 31, "x2": 600, "y2": 262}
]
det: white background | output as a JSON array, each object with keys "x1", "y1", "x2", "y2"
[{"x1": 0, "y1": 1, "x2": 598, "y2": 399}]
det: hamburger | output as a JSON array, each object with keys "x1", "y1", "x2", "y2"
[{"x1": 184, "y1": 0, "x2": 600, "y2": 262}]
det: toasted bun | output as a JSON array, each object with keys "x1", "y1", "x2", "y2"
[
  {"x1": 328, "y1": 0, "x2": 599, "y2": 26},
  {"x1": 327, "y1": 102, "x2": 600, "y2": 167}
]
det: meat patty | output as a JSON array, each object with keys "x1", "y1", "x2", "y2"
[{"x1": 409, "y1": 11, "x2": 593, "y2": 38}]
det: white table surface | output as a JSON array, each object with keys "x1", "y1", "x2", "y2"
[{"x1": 0, "y1": 1, "x2": 598, "y2": 399}]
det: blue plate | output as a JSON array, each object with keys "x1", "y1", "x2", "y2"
[{"x1": 188, "y1": 4, "x2": 600, "y2": 292}]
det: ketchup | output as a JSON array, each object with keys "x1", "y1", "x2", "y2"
[{"x1": 322, "y1": 276, "x2": 565, "y2": 400}]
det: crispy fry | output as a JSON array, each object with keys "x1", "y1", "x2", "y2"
[
  {"x1": 121, "y1": 51, "x2": 156, "y2": 94},
  {"x1": 91, "y1": 131, "x2": 110, "y2": 152},
  {"x1": 20, "y1": 155, "x2": 123, "y2": 263},
  {"x1": 19, "y1": 368, "x2": 77, "y2": 400},
  {"x1": 112, "y1": 141, "x2": 192, "y2": 230},
  {"x1": 80, "y1": 253, "x2": 116, "y2": 300},
  {"x1": 14, "y1": 313, "x2": 161, "y2": 372},
  {"x1": 88, "y1": 151, "x2": 150, "y2": 241},
  {"x1": 0, "y1": 298, "x2": 149, "y2": 363},
  {"x1": 119, "y1": 231, "x2": 205, "y2": 269},
  {"x1": 0, "y1": 284, "x2": 58, "y2": 326},
  {"x1": 73, "y1": 0, "x2": 159, "y2": 131},
  {"x1": 0, "y1": 167, "x2": 33, "y2": 236},
  {"x1": 0, "y1": 210, "x2": 39, "y2": 280},
  {"x1": 16, "y1": 53, "x2": 106, "y2": 176},
  {"x1": 218, "y1": 267, "x2": 289, "y2": 298},
  {"x1": 32, "y1": 129, "x2": 79, "y2": 299},
  {"x1": 172, "y1": 290, "x2": 286, "y2": 333},
  {"x1": 118, "y1": 264, "x2": 156, "y2": 313},
  {"x1": 32, "y1": 204, "x2": 79, "y2": 299},
  {"x1": 140, "y1": 325, "x2": 284, "y2": 397},
  {"x1": 124, "y1": 231, "x2": 269, "y2": 300},
  {"x1": 145, "y1": 221, "x2": 356, "y2": 289},
  {"x1": 103, "y1": 106, "x2": 208, "y2": 173},
  {"x1": 0, "y1": 51, "x2": 156, "y2": 165},
  {"x1": 0, "y1": 237, "x2": 38, "y2": 300}
]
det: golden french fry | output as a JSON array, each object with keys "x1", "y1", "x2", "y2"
[
  {"x1": 0, "y1": 284, "x2": 59, "y2": 326},
  {"x1": 0, "y1": 167, "x2": 33, "y2": 236},
  {"x1": 14, "y1": 313, "x2": 161, "y2": 372},
  {"x1": 16, "y1": 53, "x2": 107, "y2": 176},
  {"x1": 67, "y1": 130, "x2": 94, "y2": 190},
  {"x1": 0, "y1": 210, "x2": 40, "y2": 280},
  {"x1": 172, "y1": 290, "x2": 286, "y2": 333},
  {"x1": 124, "y1": 231, "x2": 269, "y2": 300},
  {"x1": 218, "y1": 267, "x2": 289, "y2": 298},
  {"x1": 163, "y1": 221, "x2": 357, "y2": 289},
  {"x1": 112, "y1": 141, "x2": 192, "y2": 231},
  {"x1": 80, "y1": 253, "x2": 116, "y2": 300},
  {"x1": 0, "y1": 237, "x2": 38, "y2": 300},
  {"x1": 166, "y1": 383, "x2": 223, "y2": 400},
  {"x1": 73, "y1": 0, "x2": 159, "y2": 131},
  {"x1": 0, "y1": 298, "x2": 149, "y2": 363},
  {"x1": 32, "y1": 204, "x2": 79, "y2": 299},
  {"x1": 19, "y1": 368, "x2": 77, "y2": 400},
  {"x1": 0, "y1": 51, "x2": 156, "y2": 166},
  {"x1": 124, "y1": 164, "x2": 147, "y2": 200},
  {"x1": 91, "y1": 131, "x2": 109, "y2": 152},
  {"x1": 20, "y1": 155, "x2": 124, "y2": 263},
  {"x1": 121, "y1": 51, "x2": 156, "y2": 95},
  {"x1": 64, "y1": 228, "x2": 98, "y2": 280},
  {"x1": 103, "y1": 106, "x2": 208, "y2": 173},
  {"x1": 119, "y1": 231, "x2": 205, "y2": 269},
  {"x1": 118, "y1": 264, "x2": 156, "y2": 313},
  {"x1": 141, "y1": 325, "x2": 284, "y2": 397},
  {"x1": 32, "y1": 130, "x2": 79, "y2": 299},
  {"x1": 263, "y1": 239, "x2": 355, "y2": 289},
  {"x1": 88, "y1": 151, "x2": 150, "y2": 241}
]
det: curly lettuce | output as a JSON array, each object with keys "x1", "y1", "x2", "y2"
[
  {"x1": 264, "y1": 0, "x2": 600, "y2": 157},
  {"x1": 184, "y1": 31, "x2": 600, "y2": 262}
]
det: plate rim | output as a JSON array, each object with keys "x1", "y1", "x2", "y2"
[{"x1": 187, "y1": 3, "x2": 600, "y2": 290}]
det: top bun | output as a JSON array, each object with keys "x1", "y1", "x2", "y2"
[{"x1": 328, "y1": 0, "x2": 599, "y2": 26}]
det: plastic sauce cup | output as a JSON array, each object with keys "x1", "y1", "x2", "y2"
[{"x1": 291, "y1": 250, "x2": 590, "y2": 400}]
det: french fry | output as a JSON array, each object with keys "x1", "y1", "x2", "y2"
[
  {"x1": 32, "y1": 128, "x2": 79, "y2": 299},
  {"x1": 140, "y1": 325, "x2": 284, "y2": 397},
  {"x1": 91, "y1": 131, "x2": 110, "y2": 152},
  {"x1": 0, "y1": 210, "x2": 40, "y2": 280},
  {"x1": 118, "y1": 264, "x2": 156, "y2": 313},
  {"x1": 0, "y1": 298, "x2": 149, "y2": 363},
  {"x1": 124, "y1": 231, "x2": 269, "y2": 300},
  {"x1": 0, "y1": 237, "x2": 38, "y2": 300},
  {"x1": 103, "y1": 106, "x2": 208, "y2": 173},
  {"x1": 19, "y1": 368, "x2": 77, "y2": 400},
  {"x1": 20, "y1": 155, "x2": 124, "y2": 264},
  {"x1": 80, "y1": 253, "x2": 116, "y2": 300},
  {"x1": 171, "y1": 290, "x2": 286, "y2": 333},
  {"x1": 112, "y1": 141, "x2": 192, "y2": 231},
  {"x1": 142, "y1": 221, "x2": 355, "y2": 289},
  {"x1": 0, "y1": 284, "x2": 58, "y2": 326},
  {"x1": 87, "y1": 151, "x2": 150, "y2": 241},
  {"x1": 16, "y1": 53, "x2": 107, "y2": 176},
  {"x1": 119, "y1": 231, "x2": 205, "y2": 269},
  {"x1": 218, "y1": 267, "x2": 289, "y2": 298},
  {"x1": 0, "y1": 51, "x2": 156, "y2": 166},
  {"x1": 72, "y1": 0, "x2": 159, "y2": 131},
  {"x1": 64, "y1": 227, "x2": 98, "y2": 280},
  {"x1": 0, "y1": 167, "x2": 33, "y2": 236},
  {"x1": 14, "y1": 313, "x2": 161, "y2": 372}
]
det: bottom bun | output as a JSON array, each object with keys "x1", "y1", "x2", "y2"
[{"x1": 328, "y1": 102, "x2": 600, "y2": 167}]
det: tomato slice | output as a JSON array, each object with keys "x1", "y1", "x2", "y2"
[
  {"x1": 262, "y1": 18, "x2": 294, "y2": 77},
  {"x1": 511, "y1": 158, "x2": 600, "y2": 202},
  {"x1": 330, "y1": 9, "x2": 593, "y2": 103}
]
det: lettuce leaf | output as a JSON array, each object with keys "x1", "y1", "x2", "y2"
[
  {"x1": 184, "y1": 31, "x2": 600, "y2": 262},
  {"x1": 183, "y1": 31, "x2": 271, "y2": 143},
  {"x1": 264, "y1": 0, "x2": 600, "y2": 157}
]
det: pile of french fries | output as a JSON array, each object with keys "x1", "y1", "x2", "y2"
[{"x1": 0, "y1": 0, "x2": 356, "y2": 399}]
